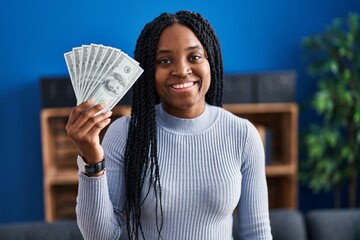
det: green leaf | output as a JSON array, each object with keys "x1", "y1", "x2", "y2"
[
  {"x1": 354, "y1": 106, "x2": 360, "y2": 124},
  {"x1": 323, "y1": 129, "x2": 338, "y2": 146},
  {"x1": 329, "y1": 60, "x2": 339, "y2": 74},
  {"x1": 313, "y1": 90, "x2": 333, "y2": 114}
]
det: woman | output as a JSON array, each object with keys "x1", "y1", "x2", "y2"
[{"x1": 66, "y1": 10, "x2": 272, "y2": 240}]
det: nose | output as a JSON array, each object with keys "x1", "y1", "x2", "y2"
[{"x1": 172, "y1": 59, "x2": 192, "y2": 77}]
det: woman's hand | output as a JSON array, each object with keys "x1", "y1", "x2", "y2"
[{"x1": 66, "y1": 100, "x2": 112, "y2": 164}]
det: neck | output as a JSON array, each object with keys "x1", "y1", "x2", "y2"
[{"x1": 161, "y1": 102, "x2": 206, "y2": 119}]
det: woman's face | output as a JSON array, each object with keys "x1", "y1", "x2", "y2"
[{"x1": 155, "y1": 23, "x2": 211, "y2": 118}]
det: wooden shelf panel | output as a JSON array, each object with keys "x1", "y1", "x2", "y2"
[
  {"x1": 41, "y1": 105, "x2": 132, "y2": 118},
  {"x1": 44, "y1": 170, "x2": 79, "y2": 185},
  {"x1": 223, "y1": 103, "x2": 298, "y2": 114},
  {"x1": 267, "y1": 175, "x2": 298, "y2": 209},
  {"x1": 52, "y1": 184, "x2": 78, "y2": 221},
  {"x1": 266, "y1": 164, "x2": 297, "y2": 177}
]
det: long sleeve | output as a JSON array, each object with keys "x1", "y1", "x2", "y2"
[
  {"x1": 76, "y1": 117, "x2": 129, "y2": 240},
  {"x1": 237, "y1": 121, "x2": 272, "y2": 239},
  {"x1": 76, "y1": 173, "x2": 122, "y2": 239}
]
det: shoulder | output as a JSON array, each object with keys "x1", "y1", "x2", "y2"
[
  {"x1": 213, "y1": 105, "x2": 253, "y2": 130},
  {"x1": 214, "y1": 106, "x2": 262, "y2": 147}
]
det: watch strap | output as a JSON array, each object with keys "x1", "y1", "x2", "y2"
[{"x1": 84, "y1": 158, "x2": 105, "y2": 174}]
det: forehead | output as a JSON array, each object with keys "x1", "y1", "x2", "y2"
[{"x1": 157, "y1": 23, "x2": 203, "y2": 50}]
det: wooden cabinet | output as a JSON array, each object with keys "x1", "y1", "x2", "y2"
[{"x1": 40, "y1": 103, "x2": 298, "y2": 221}]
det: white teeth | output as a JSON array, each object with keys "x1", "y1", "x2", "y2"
[{"x1": 172, "y1": 82, "x2": 194, "y2": 89}]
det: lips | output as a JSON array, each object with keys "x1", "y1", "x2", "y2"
[{"x1": 171, "y1": 82, "x2": 195, "y2": 89}]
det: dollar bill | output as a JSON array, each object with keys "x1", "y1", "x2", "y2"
[
  {"x1": 84, "y1": 46, "x2": 111, "y2": 102},
  {"x1": 79, "y1": 45, "x2": 90, "y2": 99},
  {"x1": 72, "y1": 47, "x2": 82, "y2": 103},
  {"x1": 64, "y1": 44, "x2": 143, "y2": 111},
  {"x1": 64, "y1": 51, "x2": 78, "y2": 100},
  {"x1": 81, "y1": 44, "x2": 97, "y2": 100},
  {"x1": 81, "y1": 44, "x2": 103, "y2": 103},
  {"x1": 88, "y1": 53, "x2": 143, "y2": 113},
  {"x1": 79, "y1": 44, "x2": 108, "y2": 103}
]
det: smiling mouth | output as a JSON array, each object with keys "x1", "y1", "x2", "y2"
[{"x1": 171, "y1": 82, "x2": 195, "y2": 89}]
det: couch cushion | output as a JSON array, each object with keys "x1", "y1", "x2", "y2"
[
  {"x1": 0, "y1": 220, "x2": 83, "y2": 240},
  {"x1": 269, "y1": 209, "x2": 307, "y2": 240},
  {"x1": 306, "y1": 209, "x2": 360, "y2": 240},
  {"x1": 233, "y1": 209, "x2": 307, "y2": 240}
]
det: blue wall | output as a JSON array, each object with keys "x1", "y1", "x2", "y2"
[{"x1": 1, "y1": 0, "x2": 359, "y2": 224}]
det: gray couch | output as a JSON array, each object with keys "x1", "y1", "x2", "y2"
[{"x1": 0, "y1": 209, "x2": 359, "y2": 240}]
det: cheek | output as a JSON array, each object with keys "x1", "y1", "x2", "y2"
[
  {"x1": 201, "y1": 63, "x2": 211, "y2": 91},
  {"x1": 155, "y1": 69, "x2": 160, "y2": 85},
  {"x1": 154, "y1": 68, "x2": 164, "y2": 93}
]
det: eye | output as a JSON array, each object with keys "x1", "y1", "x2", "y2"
[
  {"x1": 157, "y1": 58, "x2": 172, "y2": 65},
  {"x1": 189, "y1": 54, "x2": 202, "y2": 62}
]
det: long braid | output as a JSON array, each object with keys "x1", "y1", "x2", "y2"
[
  {"x1": 125, "y1": 22, "x2": 154, "y2": 238},
  {"x1": 123, "y1": 10, "x2": 223, "y2": 240}
]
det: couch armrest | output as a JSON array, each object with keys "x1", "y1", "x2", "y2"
[{"x1": 0, "y1": 220, "x2": 83, "y2": 240}]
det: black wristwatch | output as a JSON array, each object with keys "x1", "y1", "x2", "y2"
[{"x1": 77, "y1": 155, "x2": 105, "y2": 174}]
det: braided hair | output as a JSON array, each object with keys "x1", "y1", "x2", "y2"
[{"x1": 123, "y1": 10, "x2": 223, "y2": 239}]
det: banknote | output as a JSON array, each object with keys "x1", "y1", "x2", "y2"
[
  {"x1": 81, "y1": 44, "x2": 97, "y2": 100},
  {"x1": 64, "y1": 51, "x2": 78, "y2": 100},
  {"x1": 79, "y1": 45, "x2": 90, "y2": 97},
  {"x1": 64, "y1": 44, "x2": 143, "y2": 110}
]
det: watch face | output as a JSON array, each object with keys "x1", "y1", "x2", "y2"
[{"x1": 77, "y1": 155, "x2": 86, "y2": 173}]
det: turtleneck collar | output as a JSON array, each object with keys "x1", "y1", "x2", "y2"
[{"x1": 156, "y1": 103, "x2": 219, "y2": 135}]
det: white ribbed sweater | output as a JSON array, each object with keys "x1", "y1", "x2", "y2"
[{"x1": 76, "y1": 104, "x2": 272, "y2": 240}]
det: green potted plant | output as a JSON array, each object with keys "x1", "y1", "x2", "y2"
[{"x1": 300, "y1": 12, "x2": 360, "y2": 208}]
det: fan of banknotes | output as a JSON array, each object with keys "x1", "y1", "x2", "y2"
[{"x1": 64, "y1": 43, "x2": 143, "y2": 113}]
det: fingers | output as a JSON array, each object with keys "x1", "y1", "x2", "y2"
[
  {"x1": 70, "y1": 101, "x2": 106, "y2": 128},
  {"x1": 66, "y1": 101, "x2": 113, "y2": 162},
  {"x1": 66, "y1": 101, "x2": 113, "y2": 145},
  {"x1": 67, "y1": 100, "x2": 95, "y2": 126},
  {"x1": 80, "y1": 110, "x2": 113, "y2": 138}
]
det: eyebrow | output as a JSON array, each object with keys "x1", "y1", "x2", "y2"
[{"x1": 156, "y1": 45, "x2": 203, "y2": 55}]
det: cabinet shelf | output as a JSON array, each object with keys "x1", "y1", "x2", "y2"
[
  {"x1": 44, "y1": 170, "x2": 79, "y2": 185},
  {"x1": 266, "y1": 164, "x2": 297, "y2": 176}
]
